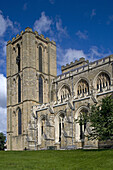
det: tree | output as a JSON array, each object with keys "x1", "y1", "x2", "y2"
[
  {"x1": 0, "y1": 132, "x2": 6, "y2": 150},
  {"x1": 76, "y1": 96, "x2": 113, "y2": 141}
]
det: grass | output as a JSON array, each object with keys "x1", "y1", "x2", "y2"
[{"x1": 0, "y1": 149, "x2": 113, "y2": 170}]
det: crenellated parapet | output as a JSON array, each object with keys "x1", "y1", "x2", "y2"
[
  {"x1": 61, "y1": 57, "x2": 89, "y2": 73},
  {"x1": 54, "y1": 55, "x2": 113, "y2": 83},
  {"x1": 7, "y1": 27, "x2": 56, "y2": 46}
]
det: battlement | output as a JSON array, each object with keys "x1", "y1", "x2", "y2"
[
  {"x1": 61, "y1": 57, "x2": 89, "y2": 73},
  {"x1": 7, "y1": 27, "x2": 56, "y2": 46},
  {"x1": 55, "y1": 55, "x2": 113, "y2": 83}
]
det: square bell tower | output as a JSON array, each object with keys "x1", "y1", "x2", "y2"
[{"x1": 7, "y1": 27, "x2": 57, "y2": 150}]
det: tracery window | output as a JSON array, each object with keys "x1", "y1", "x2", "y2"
[
  {"x1": 39, "y1": 46, "x2": 42, "y2": 72},
  {"x1": 39, "y1": 76, "x2": 43, "y2": 103},
  {"x1": 96, "y1": 72, "x2": 111, "y2": 92},
  {"x1": 77, "y1": 79, "x2": 89, "y2": 97},
  {"x1": 18, "y1": 75, "x2": 21, "y2": 103},
  {"x1": 18, "y1": 108, "x2": 22, "y2": 135},
  {"x1": 59, "y1": 85, "x2": 71, "y2": 102}
]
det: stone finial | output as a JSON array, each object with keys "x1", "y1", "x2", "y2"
[
  {"x1": 70, "y1": 62, "x2": 73, "y2": 64},
  {"x1": 7, "y1": 40, "x2": 11, "y2": 44},
  {"x1": 21, "y1": 31, "x2": 24, "y2": 35},
  {"x1": 16, "y1": 34, "x2": 19, "y2": 38},
  {"x1": 34, "y1": 31, "x2": 38, "y2": 35},
  {"x1": 51, "y1": 40, "x2": 56, "y2": 45},
  {"x1": 12, "y1": 37, "x2": 15, "y2": 41},
  {"x1": 46, "y1": 37, "x2": 50, "y2": 41},
  {"x1": 25, "y1": 27, "x2": 32, "y2": 32},
  {"x1": 40, "y1": 34, "x2": 44, "y2": 38},
  {"x1": 79, "y1": 57, "x2": 85, "y2": 61}
]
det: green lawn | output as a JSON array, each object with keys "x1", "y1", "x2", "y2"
[{"x1": 0, "y1": 149, "x2": 113, "y2": 170}]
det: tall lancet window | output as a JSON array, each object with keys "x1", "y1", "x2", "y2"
[
  {"x1": 39, "y1": 76, "x2": 43, "y2": 103},
  {"x1": 16, "y1": 44, "x2": 20, "y2": 72},
  {"x1": 39, "y1": 46, "x2": 42, "y2": 72},
  {"x1": 18, "y1": 75, "x2": 21, "y2": 103},
  {"x1": 18, "y1": 108, "x2": 22, "y2": 135}
]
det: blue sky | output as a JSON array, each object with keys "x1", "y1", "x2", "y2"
[{"x1": 0, "y1": 0, "x2": 113, "y2": 133}]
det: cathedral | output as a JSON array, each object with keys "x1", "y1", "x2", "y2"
[{"x1": 7, "y1": 27, "x2": 113, "y2": 150}]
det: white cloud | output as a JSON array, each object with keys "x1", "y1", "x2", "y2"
[
  {"x1": 0, "y1": 13, "x2": 7, "y2": 36},
  {"x1": 33, "y1": 12, "x2": 53, "y2": 34},
  {"x1": 33, "y1": 12, "x2": 68, "y2": 42},
  {"x1": 0, "y1": 74, "x2": 7, "y2": 108},
  {"x1": 76, "y1": 30, "x2": 88, "y2": 40},
  {"x1": 49, "y1": 0, "x2": 55, "y2": 4},
  {"x1": 57, "y1": 45, "x2": 111, "y2": 75},
  {"x1": 57, "y1": 46, "x2": 86, "y2": 67},
  {"x1": 0, "y1": 107, "x2": 7, "y2": 133},
  {"x1": 90, "y1": 9, "x2": 96, "y2": 19},
  {"x1": 0, "y1": 40, "x2": 7, "y2": 56},
  {"x1": 0, "y1": 11, "x2": 20, "y2": 38},
  {"x1": 87, "y1": 46, "x2": 111, "y2": 61},
  {"x1": 56, "y1": 18, "x2": 68, "y2": 40},
  {"x1": 0, "y1": 74, "x2": 7, "y2": 133},
  {"x1": 0, "y1": 12, "x2": 13, "y2": 37}
]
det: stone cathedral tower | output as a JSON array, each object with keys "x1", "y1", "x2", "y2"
[{"x1": 7, "y1": 27, "x2": 57, "y2": 150}]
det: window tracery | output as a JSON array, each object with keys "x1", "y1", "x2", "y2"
[
  {"x1": 77, "y1": 79, "x2": 89, "y2": 97},
  {"x1": 96, "y1": 72, "x2": 110, "y2": 92},
  {"x1": 59, "y1": 85, "x2": 71, "y2": 102}
]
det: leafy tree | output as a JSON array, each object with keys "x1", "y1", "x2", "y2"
[
  {"x1": 0, "y1": 132, "x2": 6, "y2": 150},
  {"x1": 76, "y1": 96, "x2": 113, "y2": 141}
]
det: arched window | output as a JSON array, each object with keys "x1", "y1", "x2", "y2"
[
  {"x1": 18, "y1": 108, "x2": 22, "y2": 135},
  {"x1": 96, "y1": 72, "x2": 111, "y2": 92},
  {"x1": 16, "y1": 45, "x2": 20, "y2": 72},
  {"x1": 59, "y1": 116, "x2": 64, "y2": 142},
  {"x1": 18, "y1": 75, "x2": 21, "y2": 103},
  {"x1": 77, "y1": 79, "x2": 89, "y2": 97},
  {"x1": 59, "y1": 85, "x2": 71, "y2": 102},
  {"x1": 39, "y1": 76, "x2": 43, "y2": 103},
  {"x1": 39, "y1": 46, "x2": 42, "y2": 72},
  {"x1": 79, "y1": 108, "x2": 87, "y2": 140}
]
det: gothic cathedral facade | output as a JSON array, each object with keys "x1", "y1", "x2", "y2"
[{"x1": 7, "y1": 27, "x2": 113, "y2": 150}]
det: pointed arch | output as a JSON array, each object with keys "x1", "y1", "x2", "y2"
[
  {"x1": 55, "y1": 110, "x2": 65, "y2": 143},
  {"x1": 58, "y1": 83, "x2": 71, "y2": 102},
  {"x1": 39, "y1": 46, "x2": 42, "y2": 72},
  {"x1": 94, "y1": 71, "x2": 111, "y2": 92},
  {"x1": 75, "y1": 78, "x2": 89, "y2": 98},
  {"x1": 38, "y1": 114, "x2": 47, "y2": 145},
  {"x1": 75, "y1": 106, "x2": 89, "y2": 141}
]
